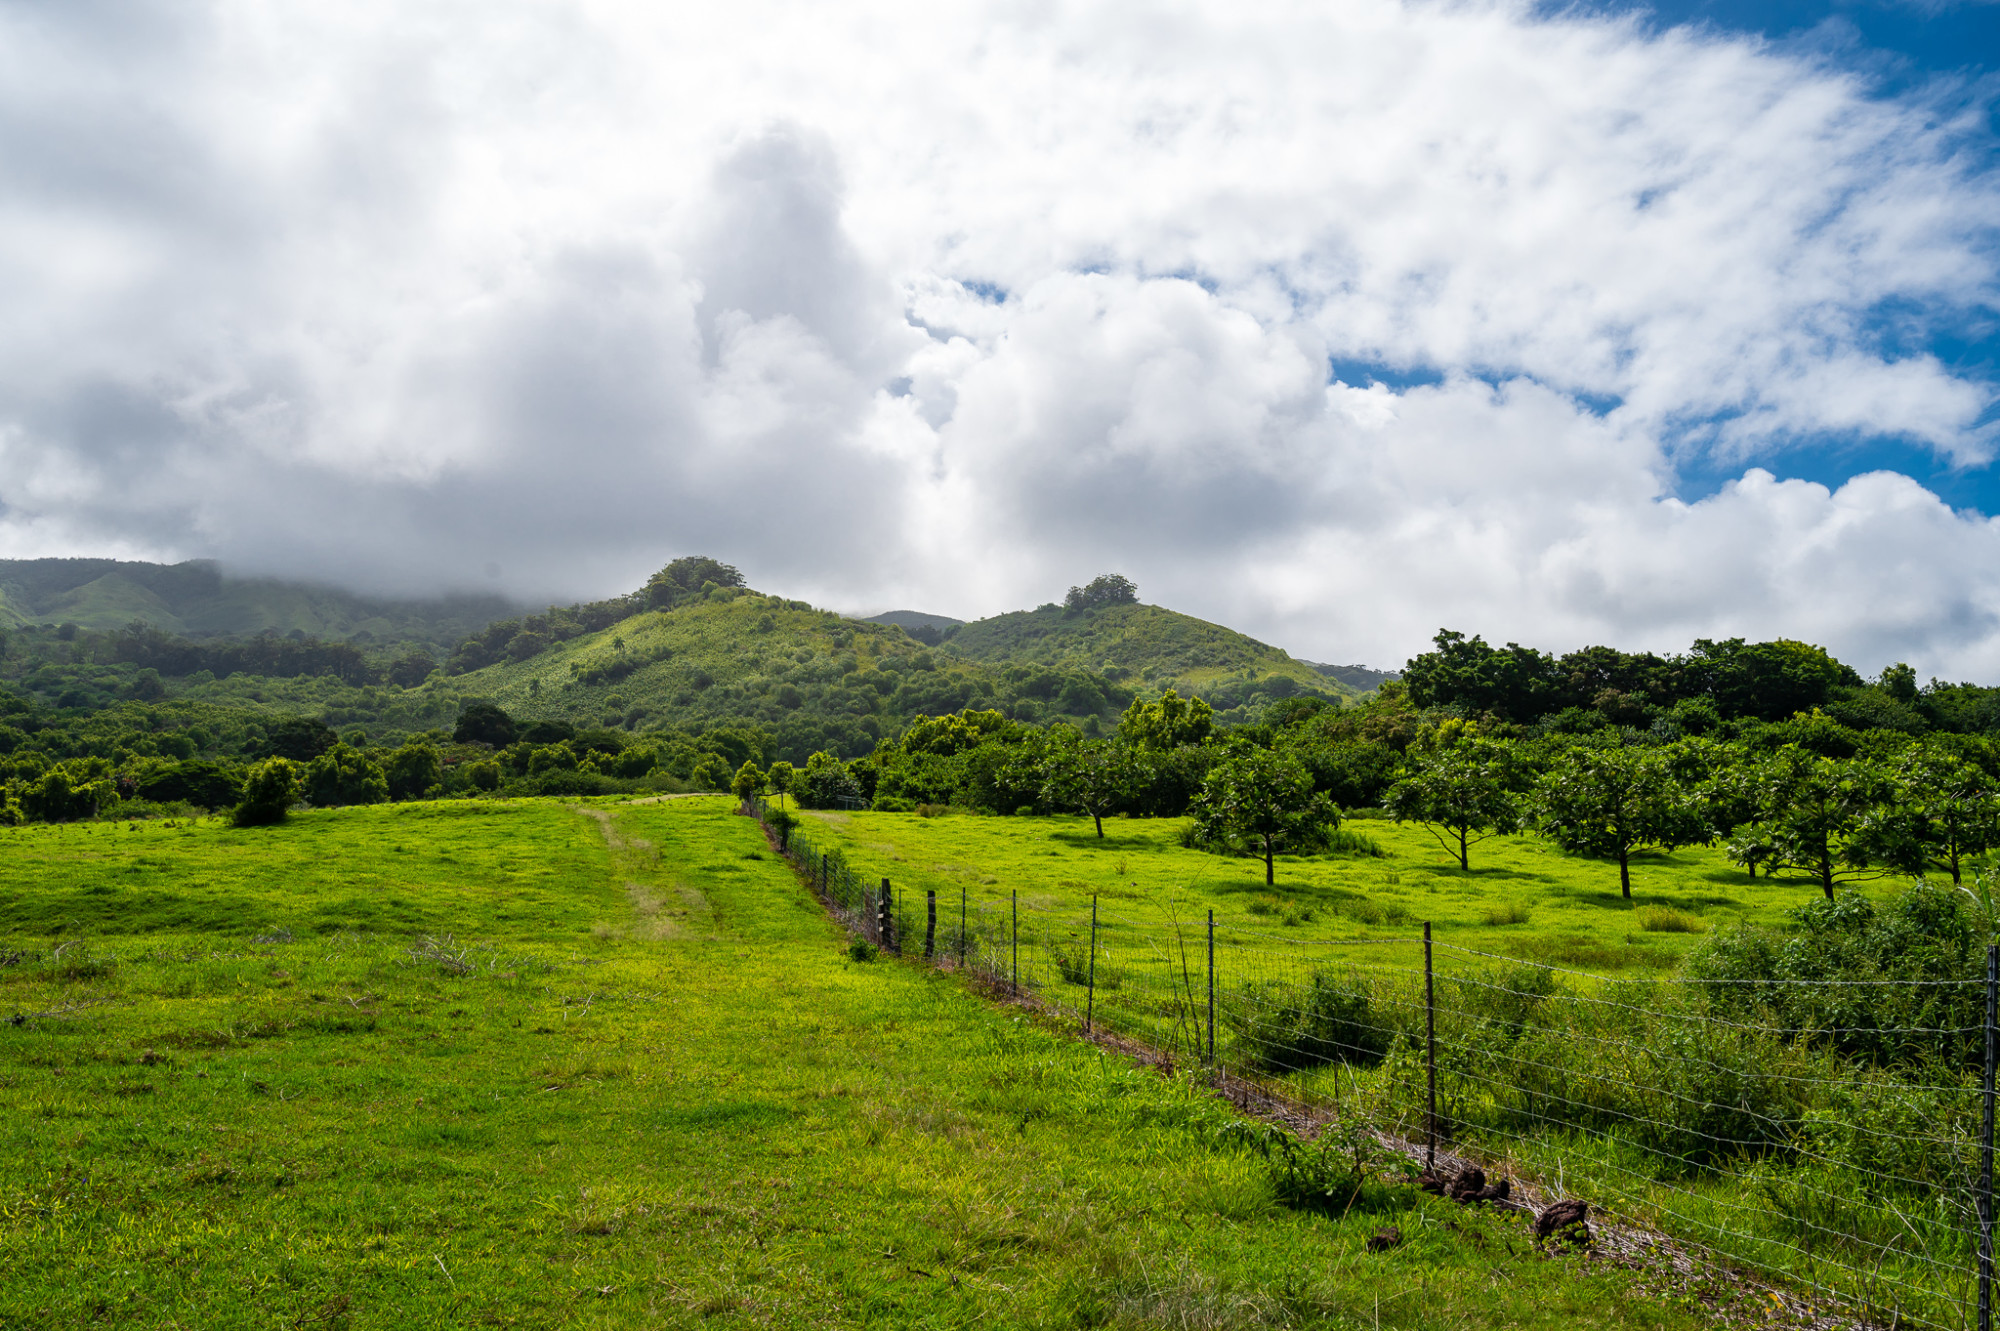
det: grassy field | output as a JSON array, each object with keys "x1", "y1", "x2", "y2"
[
  {"x1": 784, "y1": 807, "x2": 1917, "y2": 978},
  {"x1": 0, "y1": 797, "x2": 1730, "y2": 1329}
]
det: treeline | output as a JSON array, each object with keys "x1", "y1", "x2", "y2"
[{"x1": 441, "y1": 556, "x2": 749, "y2": 674}]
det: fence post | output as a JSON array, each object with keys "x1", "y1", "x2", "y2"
[
  {"x1": 1425, "y1": 920, "x2": 1437, "y2": 1175},
  {"x1": 879, "y1": 878, "x2": 893, "y2": 951},
  {"x1": 1982, "y1": 941, "x2": 1996, "y2": 1331},
  {"x1": 1086, "y1": 895, "x2": 1098, "y2": 1035},
  {"x1": 1011, "y1": 890, "x2": 1019, "y2": 998},
  {"x1": 925, "y1": 890, "x2": 937, "y2": 961},
  {"x1": 1206, "y1": 909, "x2": 1215, "y2": 1069},
  {"x1": 959, "y1": 885, "x2": 967, "y2": 966}
]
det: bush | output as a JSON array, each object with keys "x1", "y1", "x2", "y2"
[
  {"x1": 303, "y1": 744, "x2": 389, "y2": 807},
  {"x1": 232, "y1": 758, "x2": 302, "y2": 827},
  {"x1": 1228, "y1": 971, "x2": 1390, "y2": 1072}
]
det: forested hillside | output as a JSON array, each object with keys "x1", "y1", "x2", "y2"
[
  {"x1": 0, "y1": 558, "x2": 518, "y2": 646},
  {"x1": 937, "y1": 574, "x2": 1348, "y2": 714}
]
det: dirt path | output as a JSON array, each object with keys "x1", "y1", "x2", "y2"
[{"x1": 574, "y1": 804, "x2": 714, "y2": 938}]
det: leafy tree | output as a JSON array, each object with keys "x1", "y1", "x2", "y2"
[
  {"x1": 384, "y1": 742, "x2": 443, "y2": 800},
  {"x1": 1040, "y1": 736, "x2": 1136, "y2": 837},
  {"x1": 1533, "y1": 741, "x2": 1706, "y2": 898},
  {"x1": 1064, "y1": 574, "x2": 1138, "y2": 612},
  {"x1": 799, "y1": 751, "x2": 863, "y2": 808},
  {"x1": 1733, "y1": 747, "x2": 1897, "y2": 900},
  {"x1": 1384, "y1": 740, "x2": 1522, "y2": 870},
  {"x1": 767, "y1": 760, "x2": 796, "y2": 808},
  {"x1": 134, "y1": 759, "x2": 240, "y2": 809},
  {"x1": 1118, "y1": 689, "x2": 1214, "y2": 750},
  {"x1": 731, "y1": 760, "x2": 767, "y2": 802},
  {"x1": 691, "y1": 754, "x2": 733, "y2": 790},
  {"x1": 1189, "y1": 749, "x2": 1338, "y2": 886},
  {"x1": 303, "y1": 744, "x2": 389, "y2": 807},
  {"x1": 454, "y1": 702, "x2": 516, "y2": 747},
  {"x1": 644, "y1": 556, "x2": 745, "y2": 609},
  {"x1": 1850, "y1": 744, "x2": 2000, "y2": 885},
  {"x1": 263, "y1": 716, "x2": 337, "y2": 762},
  {"x1": 19, "y1": 767, "x2": 104, "y2": 823},
  {"x1": 466, "y1": 760, "x2": 502, "y2": 791},
  {"x1": 233, "y1": 758, "x2": 303, "y2": 827},
  {"x1": 387, "y1": 651, "x2": 436, "y2": 688}
]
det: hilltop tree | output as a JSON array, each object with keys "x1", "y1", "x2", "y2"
[
  {"x1": 1064, "y1": 574, "x2": 1138, "y2": 613},
  {"x1": 1189, "y1": 749, "x2": 1337, "y2": 887},
  {"x1": 1385, "y1": 739, "x2": 1523, "y2": 871},
  {"x1": 1534, "y1": 741, "x2": 1707, "y2": 899},
  {"x1": 644, "y1": 556, "x2": 746, "y2": 609}
]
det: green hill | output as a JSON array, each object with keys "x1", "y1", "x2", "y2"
[
  {"x1": 444, "y1": 590, "x2": 1134, "y2": 761},
  {"x1": 0, "y1": 558, "x2": 520, "y2": 647},
  {"x1": 939, "y1": 602, "x2": 1353, "y2": 711}
]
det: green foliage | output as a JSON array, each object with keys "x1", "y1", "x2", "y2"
[
  {"x1": 383, "y1": 741, "x2": 443, "y2": 800},
  {"x1": 1063, "y1": 572, "x2": 1139, "y2": 612},
  {"x1": 453, "y1": 700, "x2": 515, "y2": 747},
  {"x1": 1534, "y1": 740, "x2": 1707, "y2": 898},
  {"x1": 1228, "y1": 971, "x2": 1390, "y2": 1072},
  {"x1": 1385, "y1": 739, "x2": 1523, "y2": 870},
  {"x1": 1189, "y1": 749, "x2": 1338, "y2": 885},
  {"x1": 17, "y1": 766, "x2": 106, "y2": 823},
  {"x1": 731, "y1": 759, "x2": 766, "y2": 801},
  {"x1": 797, "y1": 750, "x2": 862, "y2": 808},
  {"x1": 302, "y1": 743, "x2": 389, "y2": 807},
  {"x1": 232, "y1": 757, "x2": 302, "y2": 827},
  {"x1": 1118, "y1": 688, "x2": 1215, "y2": 750},
  {"x1": 1039, "y1": 735, "x2": 1138, "y2": 837}
]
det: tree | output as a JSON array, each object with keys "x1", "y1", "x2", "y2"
[
  {"x1": 1039, "y1": 736, "x2": 1136, "y2": 836},
  {"x1": 1189, "y1": 749, "x2": 1338, "y2": 886},
  {"x1": 387, "y1": 651, "x2": 436, "y2": 689},
  {"x1": 453, "y1": 702, "x2": 516, "y2": 748},
  {"x1": 1064, "y1": 574, "x2": 1138, "y2": 612},
  {"x1": 1533, "y1": 741, "x2": 1706, "y2": 899},
  {"x1": 767, "y1": 760, "x2": 797, "y2": 809},
  {"x1": 644, "y1": 556, "x2": 745, "y2": 609},
  {"x1": 233, "y1": 758, "x2": 303, "y2": 827},
  {"x1": 732, "y1": 760, "x2": 767, "y2": 802},
  {"x1": 799, "y1": 751, "x2": 863, "y2": 808},
  {"x1": 1384, "y1": 740, "x2": 1522, "y2": 870},
  {"x1": 19, "y1": 768, "x2": 106, "y2": 823},
  {"x1": 134, "y1": 759, "x2": 240, "y2": 810},
  {"x1": 384, "y1": 742, "x2": 443, "y2": 800},
  {"x1": 264, "y1": 716, "x2": 337, "y2": 762},
  {"x1": 303, "y1": 744, "x2": 389, "y2": 807},
  {"x1": 1850, "y1": 745, "x2": 2000, "y2": 886},
  {"x1": 1723, "y1": 748, "x2": 1894, "y2": 900},
  {"x1": 1118, "y1": 689, "x2": 1214, "y2": 751}
]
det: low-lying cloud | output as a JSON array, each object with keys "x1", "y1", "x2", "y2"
[{"x1": 0, "y1": 0, "x2": 1993, "y2": 674}]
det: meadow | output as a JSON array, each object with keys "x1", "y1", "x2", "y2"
[{"x1": 0, "y1": 797, "x2": 1731, "y2": 1329}]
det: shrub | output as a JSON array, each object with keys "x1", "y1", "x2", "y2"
[
  {"x1": 1229, "y1": 971, "x2": 1389, "y2": 1072},
  {"x1": 232, "y1": 758, "x2": 302, "y2": 827}
]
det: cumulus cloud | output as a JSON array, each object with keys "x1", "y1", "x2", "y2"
[{"x1": 0, "y1": 0, "x2": 1993, "y2": 673}]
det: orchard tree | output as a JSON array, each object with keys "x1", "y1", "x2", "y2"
[
  {"x1": 1385, "y1": 739, "x2": 1522, "y2": 871},
  {"x1": 1734, "y1": 747, "x2": 1897, "y2": 900},
  {"x1": 1040, "y1": 736, "x2": 1136, "y2": 837},
  {"x1": 1189, "y1": 749, "x2": 1337, "y2": 887},
  {"x1": 732, "y1": 760, "x2": 767, "y2": 803},
  {"x1": 767, "y1": 760, "x2": 797, "y2": 809},
  {"x1": 1534, "y1": 741, "x2": 1706, "y2": 899},
  {"x1": 1851, "y1": 744, "x2": 2000, "y2": 885}
]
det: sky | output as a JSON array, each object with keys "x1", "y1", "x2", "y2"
[{"x1": 0, "y1": 0, "x2": 1994, "y2": 677}]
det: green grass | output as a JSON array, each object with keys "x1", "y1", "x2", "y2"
[
  {"x1": 0, "y1": 797, "x2": 1724, "y2": 1328},
  {"x1": 785, "y1": 808, "x2": 1902, "y2": 977}
]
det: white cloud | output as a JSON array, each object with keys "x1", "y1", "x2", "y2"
[{"x1": 0, "y1": 0, "x2": 1992, "y2": 673}]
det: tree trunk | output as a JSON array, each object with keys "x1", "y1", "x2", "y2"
[
  {"x1": 1456, "y1": 824, "x2": 1469, "y2": 871},
  {"x1": 1092, "y1": 808, "x2": 1103, "y2": 837},
  {"x1": 1951, "y1": 844, "x2": 1963, "y2": 885},
  {"x1": 1264, "y1": 837, "x2": 1275, "y2": 886},
  {"x1": 1820, "y1": 851, "x2": 1835, "y2": 901},
  {"x1": 1618, "y1": 845, "x2": 1631, "y2": 899}
]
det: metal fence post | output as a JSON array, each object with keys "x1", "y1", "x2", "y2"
[
  {"x1": 925, "y1": 889, "x2": 937, "y2": 961},
  {"x1": 1011, "y1": 890, "x2": 1019, "y2": 998},
  {"x1": 1982, "y1": 941, "x2": 1996, "y2": 1331},
  {"x1": 879, "y1": 878, "x2": 893, "y2": 951},
  {"x1": 1206, "y1": 909, "x2": 1215, "y2": 1069},
  {"x1": 1425, "y1": 920, "x2": 1437, "y2": 1175},
  {"x1": 1086, "y1": 895, "x2": 1098, "y2": 1035},
  {"x1": 959, "y1": 885, "x2": 967, "y2": 966}
]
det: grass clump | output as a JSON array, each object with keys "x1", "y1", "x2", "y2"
[
  {"x1": 1636, "y1": 905, "x2": 1705, "y2": 933},
  {"x1": 1483, "y1": 902, "x2": 1531, "y2": 926}
]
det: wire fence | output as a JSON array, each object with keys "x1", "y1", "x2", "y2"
[{"x1": 747, "y1": 796, "x2": 2000, "y2": 1330}]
